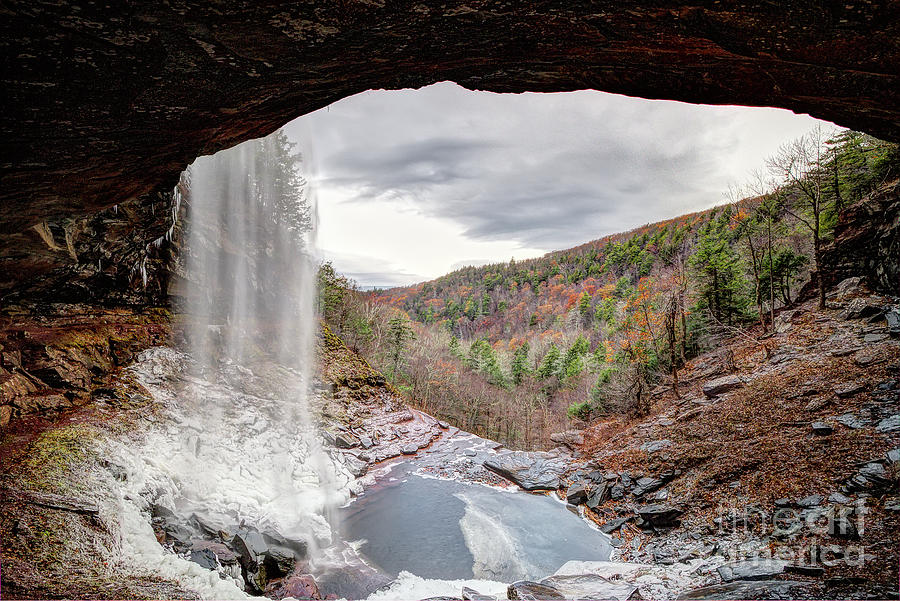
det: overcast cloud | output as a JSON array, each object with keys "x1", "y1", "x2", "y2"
[{"x1": 283, "y1": 82, "x2": 832, "y2": 287}]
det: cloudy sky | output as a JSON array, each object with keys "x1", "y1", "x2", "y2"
[{"x1": 283, "y1": 82, "x2": 831, "y2": 288}]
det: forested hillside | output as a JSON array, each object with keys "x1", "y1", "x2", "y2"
[{"x1": 319, "y1": 128, "x2": 898, "y2": 449}]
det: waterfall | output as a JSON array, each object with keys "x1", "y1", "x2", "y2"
[
  {"x1": 110, "y1": 132, "x2": 353, "y2": 598},
  {"x1": 176, "y1": 132, "x2": 348, "y2": 543},
  {"x1": 184, "y1": 133, "x2": 315, "y2": 369}
]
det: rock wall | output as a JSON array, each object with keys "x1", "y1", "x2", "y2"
[
  {"x1": 2, "y1": 1, "x2": 899, "y2": 237},
  {"x1": 0, "y1": 186, "x2": 181, "y2": 307},
  {"x1": 820, "y1": 179, "x2": 900, "y2": 295},
  {"x1": 0, "y1": 310, "x2": 171, "y2": 428}
]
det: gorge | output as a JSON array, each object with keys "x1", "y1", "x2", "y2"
[{"x1": 2, "y1": 2, "x2": 900, "y2": 600}]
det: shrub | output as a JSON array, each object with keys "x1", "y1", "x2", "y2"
[{"x1": 567, "y1": 400, "x2": 593, "y2": 421}]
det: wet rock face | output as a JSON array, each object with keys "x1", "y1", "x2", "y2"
[
  {"x1": 483, "y1": 450, "x2": 568, "y2": 491},
  {"x1": 0, "y1": 187, "x2": 180, "y2": 305},
  {"x1": 3, "y1": 1, "x2": 900, "y2": 237},
  {"x1": 820, "y1": 180, "x2": 900, "y2": 296}
]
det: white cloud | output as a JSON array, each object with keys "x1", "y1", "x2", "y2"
[{"x1": 284, "y1": 82, "x2": 834, "y2": 287}]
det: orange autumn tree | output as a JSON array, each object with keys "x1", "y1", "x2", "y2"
[{"x1": 602, "y1": 277, "x2": 664, "y2": 416}]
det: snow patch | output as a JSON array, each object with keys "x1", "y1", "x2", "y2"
[{"x1": 364, "y1": 571, "x2": 506, "y2": 601}]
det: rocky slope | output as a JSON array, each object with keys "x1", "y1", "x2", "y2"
[
  {"x1": 0, "y1": 320, "x2": 444, "y2": 599},
  {"x1": 821, "y1": 179, "x2": 900, "y2": 296},
  {"x1": 0, "y1": 306, "x2": 171, "y2": 429},
  {"x1": 544, "y1": 280, "x2": 900, "y2": 599},
  {"x1": 2, "y1": 281, "x2": 898, "y2": 600}
]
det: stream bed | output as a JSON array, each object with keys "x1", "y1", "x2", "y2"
[{"x1": 333, "y1": 430, "x2": 613, "y2": 598}]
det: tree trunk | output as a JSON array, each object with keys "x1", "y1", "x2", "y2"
[
  {"x1": 746, "y1": 232, "x2": 765, "y2": 331},
  {"x1": 767, "y1": 218, "x2": 776, "y2": 326},
  {"x1": 814, "y1": 225, "x2": 825, "y2": 309},
  {"x1": 833, "y1": 156, "x2": 843, "y2": 213}
]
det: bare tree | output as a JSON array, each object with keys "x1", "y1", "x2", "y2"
[{"x1": 766, "y1": 125, "x2": 832, "y2": 309}]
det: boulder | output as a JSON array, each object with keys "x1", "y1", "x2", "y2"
[
  {"x1": 461, "y1": 587, "x2": 496, "y2": 600},
  {"x1": 358, "y1": 435, "x2": 374, "y2": 449},
  {"x1": 844, "y1": 462, "x2": 893, "y2": 495},
  {"x1": 854, "y1": 350, "x2": 880, "y2": 367},
  {"x1": 585, "y1": 483, "x2": 610, "y2": 509},
  {"x1": 259, "y1": 528, "x2": 308, "y2": 558},
  {"x1": 864, "y1": 333, "x2": 888, "y2": 343},
  {"x1": 550, "y1": 430, "x2": 585, "y2": 449},
  {"x1": 264, "y1": 545, "x2": 298, "y2": 578},
  {"x1": 842, "y1": 298, "x2": 885, "y2": 320},
  {"x1": 834, "y1": 381, "x2": 866, "y2": 398},
  {"x1": 634, "y1": 504, "x2": 681, "y2": 527},
  {"x1": 774, "y1": 309, "x2": 797, "y2": 333},
  {"x1": 483, "y1": 451, "x2": 567, "y2": 491},
  {"x1": 835, "y1": 413, "x2": 867, "y2": 429},
  {"x1": 268, "y1": 573, "x2": 322, "y2": 600},
  {"x1": 566, "y1": 482, "x2": 589, "y2": 505},
  {"x1": 886, "y1": 308, "x2": 900, "y2": 336},
  {"x1": 702, "y1": 375, "x2": 744, "y2": 398},
  {"x1": 333, "y1": 431, "x2": 359, "y2": 449},
  {"x1": 400, "y1": 443, "x2": 419, "y2": 455},
  {"x1": 189, "y1": 548, "x2": 219, "y2": 570},
  {"x1": 191, "y1": 540, "x2": 237, "y2": 566},
  {"x1": 830, "y1": 276, "x2": 862, "y2": 298},
  {"x1": 599, "y1": 516, "x2": 630, "y2": 534},
  {"x1": 343, "y1": 454, "x2": 369, "y2": 478},
  {"x1": 829, "y1": 492, "x2": 852, "y2": 504},
  {"x1": 631, "y1": 476, "x2": 665, "y2": 497},
  {"x1": 876, "y1": 415, "x2": 900, "y2": 432},
  {"x1": 887, "y1": 448, "x2": 900, "y2": 464},
  {"x1": 233, "y1": 528, "x2": 270, "y2": 591},
  {"x1": 717, "y1": 559, "x2": 786, "y2": 582},
  {"x1": 640, "y1": 439, "x2": 672, "y2": 454},
  {"x1": 507, "y1": 581, "x2": 565, "y2": 600},
  {"x1": 797, "y1": 494, "x2": 824, "y2": 508},
  {"x1": 161, "y1": 522, "x2": 194, "y2": 551},
  {"x1": 811, "y1": 422, "x2": 833, "y2": 435},
  {"x1": 539, "y1": 574, "x2": 638, "y2": 601},
  {"x1": 678, "y1": 580, "x2": 812, "y2": 600}
]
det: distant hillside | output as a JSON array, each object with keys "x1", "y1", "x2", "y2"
[{"x1": 320, "y1": 130, "x2": 898, "y2": 449}]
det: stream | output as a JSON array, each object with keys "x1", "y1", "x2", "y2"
[{"x1": 332, "y1": 430, "x2": 612, "y2": 598}]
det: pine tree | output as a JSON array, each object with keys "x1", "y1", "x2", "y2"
[
  {"x1": 448, "y1": 335, "x2": 461, "y2": 358},
  {"x1": 560, "y1": 335, "x2": 589, "y2": 382},
  {"x1": 481, "y1": 291, "x2": 492, "y2": 315},
  {"x1": 387, "y1": 314, "x2": 416, "y2": 377},
  {"x1": 511, "y1": 342, "x2": 531, "y2": 385},
  {"x1": 578, "y1": 291, "x2": 593, "y2": 324},
  {"x1": 689, "y1": 217, "x2": 750, "y2": 325},
  {"x1": 536, "y1": 343, "x2": 561, "y2": 380}
]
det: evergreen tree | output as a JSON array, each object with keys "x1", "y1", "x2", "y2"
[
  {"x1": 387, "y1": 314, "x2": 416, "y2": 377},
  {"x1": 481, "y1": 291, "x2": 492, "y2": 315},
  {"x1": 448, "y1": 335, "x2": 462, "y2": 358},
  {"x1": 511, "y1": 342, "x2": 531, "y2": 385},
  {"x1": 578, "y1": 291, "x2": 593, "y2": 324},
  {"x1": 689, "y1": 217, "x2": 750, "y2": 324},
  {"x1": 536, "y1": 343, "x2": 561, "y2": 380},
  {"x1": 560, "y1": 336, "x2": 589, "y2": 382}
]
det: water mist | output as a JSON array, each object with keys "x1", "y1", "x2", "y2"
[{"x1": 110, "y1": 132, "x2": 353, "y2": 598}]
